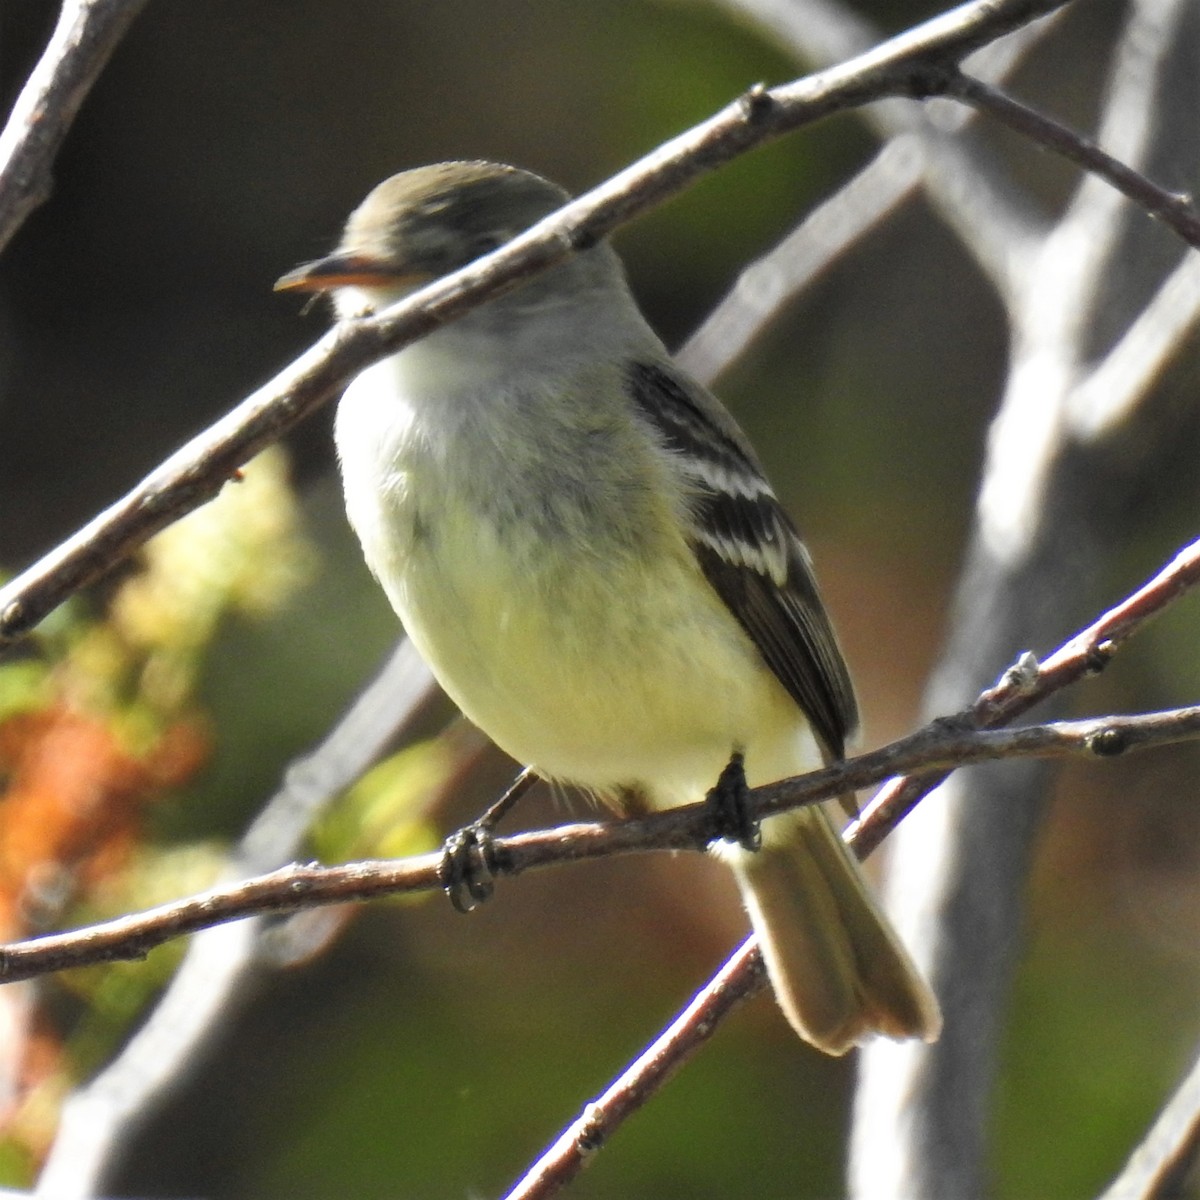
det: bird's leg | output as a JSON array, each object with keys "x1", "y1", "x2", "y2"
[
  {"x1": 440, "y1": 767, "x2": 537, "y2": 912},
  {"x1": 705, "y1": 750, "x2": 761, "y2": 852}
]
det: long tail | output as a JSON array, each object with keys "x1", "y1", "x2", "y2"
[{"x1": 726, "y1": 805, "x2": 941, "y2": 1056}]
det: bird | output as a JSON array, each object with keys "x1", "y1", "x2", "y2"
[{"x1": 275, "y1": 160, "x2": 940, "y2": 1055}]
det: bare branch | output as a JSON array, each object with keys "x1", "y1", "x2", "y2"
[
  {"x1": 676, "y1": 136, "x2": 922, "y2": 383},
  {"x1": 501, "y1": 938, "x2": 768, "y2": 1200},
  {"x1": 0, "y1": 0, "x2": 148, "y2": 254},
  {"x1": 6, "y1": 693, "x2": 1200, "y2": 985},
  {"x1": 946, "y1": 72, "x2": 1200, "y2": 248},
  {"x1": 629, "y1": 0, "x2": 1060, "y2": 391},
  {"x1": 1069, "y1": 251, "x2": 1200, "y2": 438},
  {"x1": 33, "y1": 640, "x2": 436, "y2": 1199},
  {"x1": 1059, "y1": 0, "x2": 1192, "y2": 278},
  {"x1": 0, "y1": 0, "x2": 1069, "y2": 653},
  {"x1": 717, "y1": 0, "x2": 1057, "y2": 302},
  {"x1": 856, "y1": 535, "x2": 1200, "y2": 852}
]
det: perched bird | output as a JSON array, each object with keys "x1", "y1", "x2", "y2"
[{"x1": 276, "y1": 161, "x2": 940, "y2": 1055}]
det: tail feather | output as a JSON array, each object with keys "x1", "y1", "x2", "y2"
[{"x1": 727, "y1": 805, "x2": 941, "y2": 1056}]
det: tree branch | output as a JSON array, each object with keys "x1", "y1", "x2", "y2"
[
  {"x1": 33, "y1": 639, "x2": 436, "y2": 1199},
  {"x1": 504, "y1": 531, "x2": 1200, "y2": 1200},
  {"x1": 501, "y1": 937, "x2": 768, "y2": 1200},
  {"x1": 1100, "y1": 1044, "x2": 1200, "y2": 1200},
  {"x1": 5, "y1": 692, "x2": 1200, "y2": 985},
  {"x1": 0, "y1": 0, "x2": 1070, "y2": 653},
  {"x1": 855, "y1": 533, "x2": 1200, "y2": 856},
  {"x1": 0, "y1": 0, "x2": 148, "y2": 255},
  {"x1": 717, "y1": 0, "x2": 1057, "y2": 304},
  {"x1": 945, "y1": 71, "x2": 1200, "y2": 248}
]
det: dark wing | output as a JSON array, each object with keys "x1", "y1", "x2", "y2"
[{"x1": 627, "y1": 361, "x2": 857, "y2": 758}]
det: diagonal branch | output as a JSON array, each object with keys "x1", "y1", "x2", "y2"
[
  {"x1": 855, "y1": 533, "x2": 1200, "y2": 855},
  {"x1": 0, "y1": 0, "x2": 148, "y2": 254},
  {"x1": 945, "y1": 72, "x2": 1200, "y2": 248},
  {"x1": 502, "y1": 937, "x2": 768, "y2": 1200},
  {"x1": 0, "y1": 0, "x2": 1070, "y2": 653},
  {"x1": 4, "y1": 530, "x2": 1199, "y2": 989},
  {"x1": 6, "y1": 702, "x2": 1200, "y2": 986},
  {"x1": 715, "y1": 0, "x2": 1057, "y2": 304},
  {"x1": 1099, "y1": 1043, "x2": 1200, "y2": 1200},
  {"x1": 1068, "y1": 251, "x2": 1200, "y2": 439},
  {"x1": 676, "y1": 137, "x2": 919, "y2": 384},
  {"x1": 33, "y1": 639, "x2": 436, "y2": 1199}
]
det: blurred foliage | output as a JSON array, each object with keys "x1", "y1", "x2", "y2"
[
  {"x1": 0, "y1": 0, "x2": 1198, "y2": 1198},
  {"x1": 995, "y1": 923, "x2": 1200, "y2": 1199},
  {"x1": 310, "y1": 737, "x2": 450, "y2": 867},
  {"x1": 0, "y1": 448, "x2": 311, "y2": 1181}
]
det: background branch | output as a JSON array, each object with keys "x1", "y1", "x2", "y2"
[
  {"x1": 2, "y1": 0, "x2": 1196, "y2": 1195},
  {"x1": 852, "y1": 0, "x2": 1200, "y2": 1192},
  {"x1": 0, "y1": 0, "x2": 147, "y2": 254},
  {"x1": 34, "y1": 640, "x2": 436, "y2": 1199},
  {"x1": 0, "y1": 0, "x2": 1087, "y2": 656},
  {"x1": 4, "y1": 699, "x2": 1200, "y2": 986},
  {"x1": 947, "y1": 72, "x2": 1200, "y2": 247},
  {"x1": 720, "y1": 0, "x2": 1059, "y2": 301}
]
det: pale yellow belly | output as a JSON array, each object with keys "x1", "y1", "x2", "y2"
[{"x1": 384, "y1": 509, "x2": 817, "y2": 805}]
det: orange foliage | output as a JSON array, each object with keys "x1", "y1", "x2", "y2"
[
  {"x1": 0, "y1": 706, "x2": 208, "y2": 943},
  {"x1": 0, "y1": 704, "x2": 208, "y2": 1147}
]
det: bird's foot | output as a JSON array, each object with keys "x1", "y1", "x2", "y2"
[
  {"x1": 706, "y1": 751, "x2": 761, "y2": 852},
  {"x1": 438, "y1": 767, "x2": 536, "y2": 913},
  {"x1": 440, "y1": 823, "x2": 499, "y2": 913}
]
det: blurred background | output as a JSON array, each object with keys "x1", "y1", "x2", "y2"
[{"x1": 1, "y1": 0, "x2": 1200, "y2": 1196}]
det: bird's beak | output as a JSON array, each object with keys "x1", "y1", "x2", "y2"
[{"x1": 274, "y1": 252, "x2": 423, "y2": 293}]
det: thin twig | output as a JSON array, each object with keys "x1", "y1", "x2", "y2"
[
  {"x1": 34, "y1": 640, "x2": 436, "y2": 1199},
  {"x1": 718, "y1": 0, "x2": 1057, "y2": 301},
  {"x1": 677, "y1": 136, "x2": 923, "y2": 384},
  {"x1": 0, "y1": 0, "x2": 148, "y2": 254},
  {"x1": 946, "y1": 71, "x2": 1200, "y2": 248},
  {"x1": 0, "y1": 0, "x2": 1070, "y2": 653},
  {"x1": 4, "y1": 692, "x2": 1200, "y2": 985},
  {"x1": 502, "y1": 939, "x2": 768, "y2": 1200},
  {"x1": 853, "y1": 534, "x2": 1200, "y2": 856},
  {"x1": 501, "y1": 533, "x2": 1200, "y2": 1200}
]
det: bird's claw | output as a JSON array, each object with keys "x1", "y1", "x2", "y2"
[
  {"x1": 440, "y1": 823, "x2": 500, "y2": 913},
  {"x1": 437, "y1": 768, "x2": 538, "y2": 913},
  {"x1": 706, "y1": 752, "x2": 761, "y2": 852}
]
